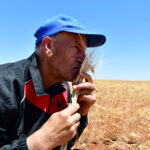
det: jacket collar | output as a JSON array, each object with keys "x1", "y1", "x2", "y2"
[{"x1": 29, "y1": 53, "x2": 47, "y2": 96}]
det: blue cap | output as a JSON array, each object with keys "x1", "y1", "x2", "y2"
[{"x1": 34, "y1": 14, "x2": 106, "y2": 47}]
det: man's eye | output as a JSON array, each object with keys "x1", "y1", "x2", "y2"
[{"x1": 74, "y1": 46, "x2": 80, "y2": 50}]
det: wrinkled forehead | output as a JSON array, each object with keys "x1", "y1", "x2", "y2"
[
  {"x1": 57, "y1": 32, "x2": 87, "y2": 48},
  {"x1": 52, "y1": 32, "x2": 87, "y2": 49}
]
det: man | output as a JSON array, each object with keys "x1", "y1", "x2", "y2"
[{"x1": 0, "y1": 15, "x2": 106, "y2": 150}]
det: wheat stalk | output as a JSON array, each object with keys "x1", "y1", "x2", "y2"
[{"x1": 72, "y1": 48, "x2": 98, "y2": 104}]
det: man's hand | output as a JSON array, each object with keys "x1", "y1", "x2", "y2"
[
  {"x1": 27, "y1": 103, "x2": 80, "y2": 150},
  {"x1": 72, "y1": 72, "x2": 98, "y2": 116}
]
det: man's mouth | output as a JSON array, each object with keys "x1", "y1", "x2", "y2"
[
  {"x1": 74, "y1": 62, "x2": 82, "y2": 69},
  {"x1": 73, "y1": 66, "x2": 81, "y2": 73},
  {"x1": 72, "y1": 63, "x2": 82, "y2": 74}
]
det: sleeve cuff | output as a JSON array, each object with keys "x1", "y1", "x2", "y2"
[{"x1": 19, "y1": 136, "x2": 29, "y2": 150}]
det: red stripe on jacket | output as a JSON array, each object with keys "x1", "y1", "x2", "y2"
[{"x1": 24, "y1": 80, "x2": 69, "y2": 114}]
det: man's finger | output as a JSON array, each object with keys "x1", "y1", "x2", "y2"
[
  {"x1": 71, "y1": 113, "x2": 81, "y2": 123},
  {"x1": 61, "y1": 103, "x2": 80, "y2": 116},
  {"x1": 72, "y1": 82, "x2": 96, "y2": 91},
  {"x1": 71, "y1": 122, "x2": 80, "y2": 135},
  {"x1": 79, "y1": 72, "x2": 93, "y2": 83},
  {"x1": 79, "y1": 89, "x2": 92, "y2": 96}
]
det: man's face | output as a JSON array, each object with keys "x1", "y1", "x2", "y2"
[{"x1": 49, "y1": 32, "x2": 87, "y2": 82}]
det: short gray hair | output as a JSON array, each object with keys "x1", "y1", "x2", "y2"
[{"x1": 35, "y1": 34, "x2": 58, "y2": 54}]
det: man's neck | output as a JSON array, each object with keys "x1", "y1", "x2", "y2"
[
  {"x1": 39, "y1": 65, "x2": 61, "y2": 90},
  {"x1": 36, "y1": 57, "x2": 61, "y2": 91}
]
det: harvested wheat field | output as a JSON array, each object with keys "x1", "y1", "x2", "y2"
[{"x1": 73, "y1": 80, "x2": 150, "y2": 150}]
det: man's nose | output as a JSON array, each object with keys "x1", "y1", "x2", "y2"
[{"x1": 77, "y1": 51, "x2": 86, "y2": 63}]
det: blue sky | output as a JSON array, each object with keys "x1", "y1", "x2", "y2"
[{"x1": 0, "y1": 0, "x2": 149, "y2": 81}]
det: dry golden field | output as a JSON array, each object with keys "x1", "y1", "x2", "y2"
[{"x1": 73, "y1": 80, "x2": 150, "y2": 150}]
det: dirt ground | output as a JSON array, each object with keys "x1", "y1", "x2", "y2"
[{"x1": 72, "y1": 80, "x2": 150, "y2": 150}]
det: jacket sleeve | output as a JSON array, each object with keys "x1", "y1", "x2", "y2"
[
  {"x1": 0, "y1": 93, "x2": 29, "y2": 150},
  {"x1": 0, "y1": 136, "x2": 28, "y2": 150},
  {"x1": 0, "y1": 75, "x2": 29, "y2": 150},
  {"x1": 0, "y1": 96, "x2": 29, "y2": 150},
  {"x1": 67, "y1": 115, "x2": 88, "y2": 149}
]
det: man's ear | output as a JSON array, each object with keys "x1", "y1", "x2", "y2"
[{"x1": 41, "y1": 36, "x2": 52, "y2": 57}]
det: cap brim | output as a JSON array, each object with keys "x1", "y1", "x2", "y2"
[
  {"x1": 63, "y1": 29, "x2": 106, "y2": 47},
  {"x1": 86, "y1": 34, "x2": 106, "y2": 47}
]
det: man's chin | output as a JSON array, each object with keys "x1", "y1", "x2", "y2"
[
  {"x1": 70, "y1": 72, "x2": 80, "y2": 82},
  {"x1": 64, "y1": 69, "x2": 80, "y2": 82},
  {"x1": 62, "y1": 75, "x2": 77, "y2": 82}
]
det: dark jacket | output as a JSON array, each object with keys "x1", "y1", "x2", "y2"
[{"x1": 0, "y1": 53, "x2": 87, "y2": 150}]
